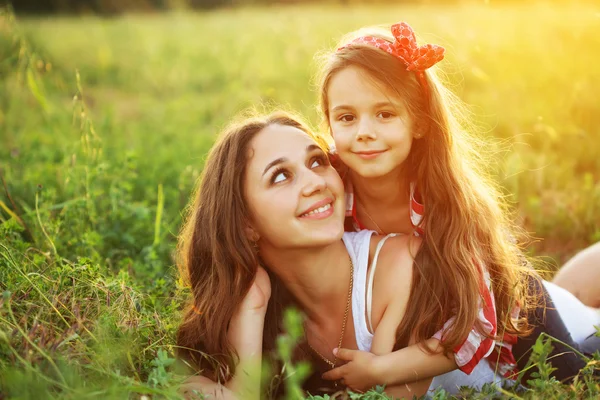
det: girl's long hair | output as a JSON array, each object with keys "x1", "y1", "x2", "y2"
[
  {"x1": 317, "y1": 27, "x2": 536, "y2": 353},
  {"x1": 176, "y1": 111, "x2": 322, "y2": 381}
]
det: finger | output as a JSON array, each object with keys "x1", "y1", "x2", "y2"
[
  {"x1": 333, "y1": 347, "x2": 357, "y2": 361},
  {"x1": 350, "y1": 386, "x2": 364, "y2": 394},
  {"x1": 321, "y1": 365, "x2": 346, "y2": 381}
]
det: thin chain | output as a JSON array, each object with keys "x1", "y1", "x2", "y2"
[
  {"x1": 308, "y1": 255, "x2": 354, "y2": 369},
  {"x1": 357, "y1": 199, "x2": 386, "y2": 235}
]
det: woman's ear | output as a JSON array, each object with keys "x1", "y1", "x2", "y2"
[{"x1": 245, "y1": 226, "x2": 260, "y2": 243}]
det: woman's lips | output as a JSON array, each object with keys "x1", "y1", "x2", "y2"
[{"x1": 299, "y1": 198, "x2": 334, "y2": 219}]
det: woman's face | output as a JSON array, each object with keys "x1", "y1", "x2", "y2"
[
  {"x1": 244, "y1": 124, "x2": 346, "y2": 250},
  {"x1": 327, "y1": 65, "x2": 415, "y2": 179}
]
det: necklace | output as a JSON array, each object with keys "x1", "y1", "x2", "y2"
[
  {"x1": 307, "y1": 255, "x2": 354, "y2": 369},
  {"x1": 357, "y1": 199, "x2": 386, "y2": 235}
]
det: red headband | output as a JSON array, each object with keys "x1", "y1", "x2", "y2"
[{"x1": 337, "y1": 22, "x2": 445, "y2": 96}]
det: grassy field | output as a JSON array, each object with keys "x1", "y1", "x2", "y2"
[{"x1": 0, "y1": 2, "x2": 599, "y2": 399}]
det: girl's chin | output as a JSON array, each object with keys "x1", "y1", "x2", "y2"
[{"x1": 351, "y1": 166, "x2": 396, "y2": 179}]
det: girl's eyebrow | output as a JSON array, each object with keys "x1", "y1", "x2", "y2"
[
  {"x1": 262, "y1": 144, "x2": 322, "y2": 176},
  {"x1": 372, "y1": 101, "x2": 398, "y2": 109},
  {"x1": 330, "y1": 105, "x2": 354, "y2": 113},
  {"x1": 331, "y1": 101, "x2": 399, "y2": 113}
]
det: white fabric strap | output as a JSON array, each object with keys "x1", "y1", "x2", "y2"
[{"x1": 366, "y1": 233, "x2": 399, "y2": 334}]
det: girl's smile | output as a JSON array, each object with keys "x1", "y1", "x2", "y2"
[{"x1": 353, "y1": 149, "x2": 388, "y2": 160}]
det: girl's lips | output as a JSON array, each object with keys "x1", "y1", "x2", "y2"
[{"x1": 354, "y1": 150, "x2": 387, "y2": 160}]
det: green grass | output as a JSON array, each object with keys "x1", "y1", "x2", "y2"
[{"x1": 0, "y1": 2, "x2": 599, "y2": 399}]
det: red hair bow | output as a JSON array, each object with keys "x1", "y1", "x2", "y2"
[{"x1": 340, "y1": 22, "x2": 445, "y2": 72}]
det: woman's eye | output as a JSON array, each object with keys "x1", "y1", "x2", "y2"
[
  {"x1": 310, "y1": 157, "x2": 327, "y2": 169},
  {"x1": 339, "y1": 114, "x2": 355, "y2": 123},
  {"x1": 271, "y1": 170, "x2": 290, "y2": 184}
]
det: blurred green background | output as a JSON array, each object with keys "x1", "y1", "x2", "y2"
[{"x1": 0, "y1": 1, "x2": 599, "y2": 398}]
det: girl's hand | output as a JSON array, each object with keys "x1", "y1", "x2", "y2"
[
  {"x1": 239, "y1": 266, "x2": 271, "y2": 313},
  {"x1": 321, "y1": 348, "x2": 383, "y2": 392}
]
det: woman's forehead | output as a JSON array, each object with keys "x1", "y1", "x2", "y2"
[{"x1": 249, "y1": 124, "x2": 316, "y2": 160}]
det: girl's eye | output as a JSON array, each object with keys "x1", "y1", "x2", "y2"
[
  {"x1": 339, "y1": 114, "x2": 355, "y2": 123},
  {"x1": 378, "y1": 111, "x2": 395, "y2": 119},
  {"x1": 271, "y1": 169, "x2": 291, "y2": 184}
]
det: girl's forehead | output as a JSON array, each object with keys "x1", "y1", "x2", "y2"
[{"x1": 328, "y1": 65, "x2": 400, "y2": 105}]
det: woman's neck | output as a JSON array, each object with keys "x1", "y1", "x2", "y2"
[{"x1": 259, "y1": 239, "x2": 352, "y2": 327}]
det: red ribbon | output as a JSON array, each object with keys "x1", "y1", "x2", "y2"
[{"x1": 338, "y1": 22, "x2": 445, "y2": 95}]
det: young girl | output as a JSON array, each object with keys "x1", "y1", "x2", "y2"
[{"x1": 315, "y1": 21, "x2": 600, "y2": 391}]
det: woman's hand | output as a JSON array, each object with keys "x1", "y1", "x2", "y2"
[
  {"x1": 180, "y1": 375, "x2": 238, "y2": 400},
  {"x1": 226, "y1": 266, "x2": 271, "y2": 400},
  {"x1": 239, "y1": 266, "x2": 272, "y2": 314}
]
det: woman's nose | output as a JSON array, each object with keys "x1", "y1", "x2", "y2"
[{"x1": 301, "y1": 169, "x2": 327, "y2": 197}]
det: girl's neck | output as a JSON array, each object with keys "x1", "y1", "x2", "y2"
[
  {"x1": 350, "y1": 166, "x2": 410, "y2": 209},
  {"x1": 259, "y1": 239, "x2": 353, "y2": 327}
]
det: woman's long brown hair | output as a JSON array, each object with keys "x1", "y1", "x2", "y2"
[
  {"x1": 176, "y1": 111, "x2": 323, "y2": 382},
  {"x1": 317, "y1": 27, "x2": 536, "y2": 354}
]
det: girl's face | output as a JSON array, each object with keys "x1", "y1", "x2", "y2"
[
  {"x1": 327, "y1": 65, "x2": 416, "y2": 179},
  {"x1": 244, "y1": 124, "x2": 346, "y2": 249}
]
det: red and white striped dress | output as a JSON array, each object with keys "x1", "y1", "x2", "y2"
[{"x1": 342, "y1": 178, "x2": 518, "y2": 376}]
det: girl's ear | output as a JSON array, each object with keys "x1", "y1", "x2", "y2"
[{"x1": 413, "y1": 125, "x2": 427, "y2": 140}]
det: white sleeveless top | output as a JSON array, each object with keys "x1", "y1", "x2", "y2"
[
  {"x1": 342, "y1": 230, "x2": 376, "y2": 352},
  {"x1": 341, "y1": 231, "x2": 507, "y2": 394}
]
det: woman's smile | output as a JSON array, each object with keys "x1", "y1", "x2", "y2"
[{"x1": 299, "y1": 198, "x2": 335, "y2": 219}]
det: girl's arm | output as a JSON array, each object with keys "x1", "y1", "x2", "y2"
[
  {"x1": 376, "y1": 338, "x2": 456, "y2": 383},
  {"x1": 321, "y1": 331, "x2": 457, "y2": 391},
  {"x1": 322, "y1": 235, "x2": 457, "y2": 393}
]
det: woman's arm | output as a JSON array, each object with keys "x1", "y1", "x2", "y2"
[
  {"x1": 226, "y1": 266, "x2": 271, "y2": 399},
  {"x1": 181, "y1": 267, "x2": 271, "y2": 400}
]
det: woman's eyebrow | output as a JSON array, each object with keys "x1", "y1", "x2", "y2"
[
  {"x1": 262, "y1": 144, "x2": 322, "y2": 176},
  {"x1": 306, "y1": 144, "x2": 322, "y2": 153},
  {"x1": 262, "y1": 157, "x2": 287, "y2": 176}
]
